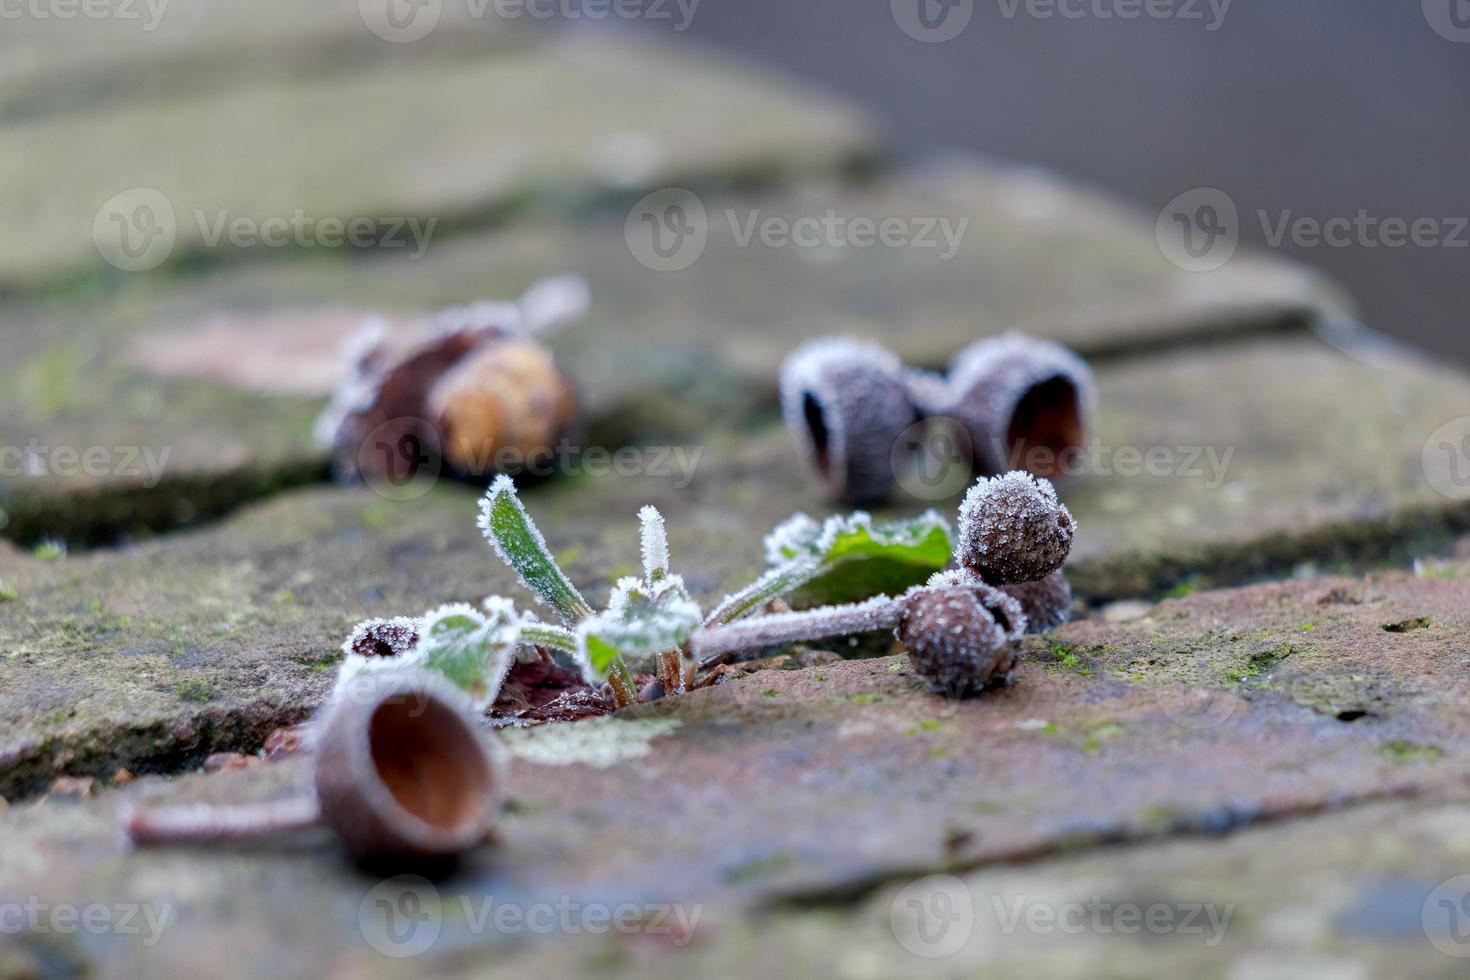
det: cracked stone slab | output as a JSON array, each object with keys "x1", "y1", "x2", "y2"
[
  {"x1": 0, "y1": 0, "x2": 534, "y2": 124},
  {"x1": 0, "y1": 33, "x2": 876, "y2": 288},
  {"x1": 2, "y1": 559, "x2": 1470, "y2": 974},
  {"x1": 0, "y1": 159, "x2": 1354, "y2": 543}
]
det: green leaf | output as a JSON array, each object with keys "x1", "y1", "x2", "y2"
[
  {"x1": 478, "y1": 476, "x2": 593, "y2": 625},
  {"x1": 707, "y1": 511, "x2": 954, "y2": 622},
  {"x1": 415, "y1": 604, "x2": 516, "y2": 707}
]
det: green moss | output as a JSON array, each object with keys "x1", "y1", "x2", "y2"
[
  {"x1": 1223, "y1": 645, "x2": 1295, "y2": 685},
  {"x1": 1380, "y1": 740, "x2": 1444, "y2": 763},
  {"x1": 724, "y1": 853, "x2": 794, "y2": 883},
  {"x1": 174, "y1": 679, "x2": 216, "y2": 703},
  {"x1": 0, "y1": 586, "x2": 17, "y2": 603},
  {"x1": 1382, "y1": 617, "x2": 1432, "y2": 633}
]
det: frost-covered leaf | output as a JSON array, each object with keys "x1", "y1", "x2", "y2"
[
  {"x1": 414, "y1": 603, "x2": 520, "y2": 707},
  {"x1": 478, "y1": 476, "x2": 593, "y2": 625},
  {"x1": 707, "y1": 510, "x2": 955, "y2": 623},
  {"x1": 692, "y1": 595, "x2": 903, "y2": 662},
  {"x1": 575, "y1": 576, "x2": 701, "y2": 682},
  {"x1": 638, "y1": 505, "x2": 670, "y2": 583}
]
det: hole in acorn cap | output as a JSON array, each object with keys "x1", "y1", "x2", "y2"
[
  {"x1": 802, "y1": 392, "x2": 832, "y2": 480},
  {"x1": 1007, "y1": 375, "x2": 1084, "y2": 479},
  {"x1": 369, "y1": 697, "x2": 493, "y2": 834}
]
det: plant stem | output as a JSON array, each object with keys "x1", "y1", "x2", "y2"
[
  {"x1": 690, "y1": 595, "x2": 904, "y2": 666},
  {"x1": 127, "y1": 796, "x2": 321, "y2": 846},
  {"x1": 606, "y1": 660, "x2": 637, "y2": 708},
  {"x1": 518, "y1": 622, "x2": 577, "y2": 653},
  {"x1": 702, "y1": 558, "x2": 821, "y2": 627}
]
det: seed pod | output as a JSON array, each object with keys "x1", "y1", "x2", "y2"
[
  {"x1": 944, "y1": 332, "x2": 1094, "y2": 479},
  {"x1": 780, "y1": 337, "x2": 918, "y2": 504},
  {"x1": 426, "y1": 338, "x2": 577, "y2": 479},
  {"x1": 1000, "y1": 571, "x2": 1073, "y2": 634},
  {"x1": 313, "y1": 668, "x2": 505, "y2": 860},
  {"x1": 898, "y1": 584, "x2": 1020, "y2": 697},
  {"x1": 126, "y1": 668, "x2": 505, "y2": 864},
  {"x1": 346, "y1": 617, "x2": 422, "y2": 659},
  {"x1": 957, "y1": 471, "x2": 1076, "y2": 585}
]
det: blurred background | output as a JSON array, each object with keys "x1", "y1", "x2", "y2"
[{"x1": 628, "y1": 0, "x2": 1470, "y2": 363}]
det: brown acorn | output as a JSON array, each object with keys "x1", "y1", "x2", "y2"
[
  {"x1": 425, "y1": 338, "x2": 577, "y2": 479},
  {"x1": 780, "y1": 337, "x2": 919, "y2": 504},
  {"x1": 127, "y1": 668, "x2": 505, "y2": 863},
  {"x1": 944, "y1": 332, "x2": 1094, "y2": 479}
]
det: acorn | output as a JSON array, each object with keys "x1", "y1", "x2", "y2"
[
  {"x1": 1000, "y1": 570, "x2": 1073, "y2": 633},
  {"x1": 957, "y1": 471, "x2": 1076, "y2": 585},
  {"x1": 897, "y1": 582, "x2": 1021, "y2": 697},
  {"x1": 127, "y1": 668, "x2": 505, "y2": 863},
  {"x1": 944, "y1": 332, "x2": 1094, "y2": 479},
  {"x1": 780, "y1": 337, "x2": 919, "y2": 504},
  {"x1": 425, "y1": 338, "x2": 577, "y2": 479}
]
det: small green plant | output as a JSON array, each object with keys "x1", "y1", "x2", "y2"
[{"x1": 334, "y1": 476, "x2": 960, "y2": 711}]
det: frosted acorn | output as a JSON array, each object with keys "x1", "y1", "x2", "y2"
[
  {"x1": 127, "y1": 668, "x2": 506, "y2": 863},
  {"x1": 780, "y1": 337, "x2": 919, "y2": 504},
  {"x1": 957, "y1": 471, "x2": 1076, "y2": 585},
  {"x1": 942, "y1": 332, "x2": 1094, "y2": 479}
]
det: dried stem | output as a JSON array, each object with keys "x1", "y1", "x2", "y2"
[
  {"x1": 127, "y1": 796, "x2": 321, "y2": 846},
  {"x1": 690, "y1": 595, "x2": 904, "y2": 666}
]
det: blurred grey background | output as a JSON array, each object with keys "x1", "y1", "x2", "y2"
[{"x1": 628, "y1": 0, "x2": 1469, "y2": 363}]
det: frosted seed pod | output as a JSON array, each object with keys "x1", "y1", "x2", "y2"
[
  {"x1": 957, "y1": 472, "x2": 1076, "y2": 585},
  {"x1": 945, "y1": 332, "x2": 1094, "y2": 479},
  {"x1": 1000, "y1": 571, "x2": 1073, "y2": 633},
  {"x1": 780, "y1": 337, "x2": 918, "y2": 504},
  {"x1": 897, "y1": 585, "x2": 1018, "y2": 697}
]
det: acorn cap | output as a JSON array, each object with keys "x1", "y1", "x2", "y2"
[
  {"x1": 1000, "y1": 570, "x2": 1073, "y2": 634},
  {"x1": 425, "y1": 338, "x2": 577, "y2": 479},
  {"x1": 312, "y1": 668, "x2": 505, "y2": 860},
  {"x1": 779, "y1": 337, "x2": 918, "y2": 504},
  {"x1": 944, "y1": 332, "x2": 1094, "y2": 479},
  {"x1": 898, "y1": 584, "x2": 1018, "y2": 697},
  {"x1": 957, "y1": 471, "x2": 1076, "y2": 585}
]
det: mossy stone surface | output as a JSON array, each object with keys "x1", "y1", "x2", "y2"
[{"x1": 4, "y1": 561, "x2": 1470, "y2": 975}]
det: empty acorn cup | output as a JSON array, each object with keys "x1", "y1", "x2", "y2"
[
  {"x1": 780, "y1": 337, "x2": 919, "y2": 504},
  {"x1": 127, "y1": 668, "x2": 505, "y2": 863},
  {"x1": 944, "y1": 332, "x2": 1095, "y2": 479}
]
